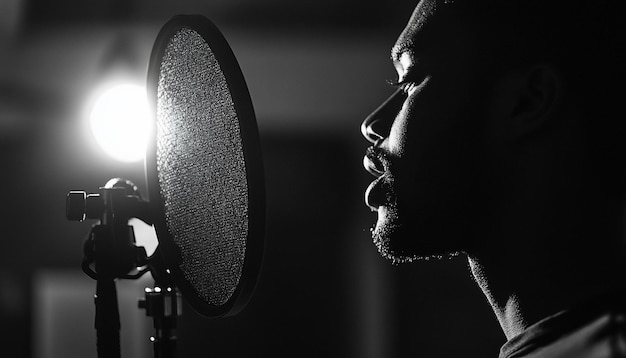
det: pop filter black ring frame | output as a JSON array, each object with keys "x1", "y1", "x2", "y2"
[{"x1": 145, "y1": 14, "x2": 266, "y2": 318}]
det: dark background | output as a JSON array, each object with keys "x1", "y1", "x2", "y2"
[{"x1": 0, "y1": 0, "x2": 504, "y2": 357}]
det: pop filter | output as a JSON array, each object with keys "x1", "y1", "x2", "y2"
[{"x1": 145, "y1": 15, "x2": 265, "y2": 318}]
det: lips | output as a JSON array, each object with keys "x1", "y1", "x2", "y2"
[
  {"x1": 365, "y1": 176, "x2": 386, "y2": 210},
  {"x1": 363, "y1": 148, "x2": 392, "y2": 211},
  {"x1": 363, "y1": 153, "x2": 384, "y2": 177}
]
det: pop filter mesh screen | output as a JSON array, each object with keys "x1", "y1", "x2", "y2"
[{"x1": 155, "y1": 27, "x2": 248, "y2": 306}]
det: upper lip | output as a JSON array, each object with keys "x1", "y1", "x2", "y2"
[
  {"x1": 363, "y1": 149, "x2": 385, "y2": 177},
  {"x1": 363, "y1": 146, "x2": 391, "y2": 210}
]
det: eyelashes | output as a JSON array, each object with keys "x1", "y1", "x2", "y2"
[
  {"x1": 386, "y1": 78, "x2": 417, "y2": 95},
  {"x1": 386, "y1": 78, "x2": 409, "y2": 89}
]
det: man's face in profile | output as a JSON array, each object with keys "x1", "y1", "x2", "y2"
[{"x1": 362, "y1": 0, "x2": 498, "y2": 263}]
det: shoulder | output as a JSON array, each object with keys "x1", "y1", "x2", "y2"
[{"x1": 500, "y1": 291, "x2": 626, "y2": 358}]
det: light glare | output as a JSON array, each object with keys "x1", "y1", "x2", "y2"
[{"x1": 89, "y1": 84, "x2": 150, "y2": 162}]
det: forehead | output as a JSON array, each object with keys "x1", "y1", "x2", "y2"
[{"x1": 392, "y1": 0, "x2": 477, "y2": 62}]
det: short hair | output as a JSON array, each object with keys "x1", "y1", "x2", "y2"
[
  {"x1": 474, "y1": 1, "x2": 624, "y2": 73},
  {"x1": 473, "y1": 1, "x2": 626, "y2": 194}
]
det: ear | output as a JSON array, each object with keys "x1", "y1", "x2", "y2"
[
  {"x1": 508, "y1": 64, "x2": 563, "y2": 138},
  {"x1": 488, "y1": 64, "x2": 563, "y2": 141}
]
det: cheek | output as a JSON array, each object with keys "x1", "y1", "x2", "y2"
[
  {"x1": 388, "y1": 106, "x2": 410, "y2": 156},
  {"x1": 387, "y1": 83, "x2": 428, "y2": 156},
  {"x1": 390, "y1": 75, "x2": 488, "y2": 163},
  {"x1": 387, "y1": 80, "x2": 487, "y2": 197}
]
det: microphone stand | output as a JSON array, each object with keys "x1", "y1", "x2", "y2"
[
  {"x1": 67, "y1": 178, "x2": 181, "y2": 358},
  {"x1": 139, "y1": 249, "x2": 182, "y2": 358},
  {"x1": 94, "y1": 276, "x2": 121, "y2": 358}
]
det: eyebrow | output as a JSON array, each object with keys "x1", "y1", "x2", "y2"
[
  {"x1": 391, "y1": 34, "x2": 418, "y2": 64},
  {"x1": 390, "y1": 48, "x2": 416, "y2": 78},
  {"x1": 391, "y1": 44, "x2": 409, "y2": 63}
]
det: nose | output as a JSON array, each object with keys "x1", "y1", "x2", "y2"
[{"x1": 361, "y1": 88, "x2": 405, "y2": 145}]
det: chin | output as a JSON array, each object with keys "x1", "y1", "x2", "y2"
[{"x1": 371, "y1": 205, "x2": 465, "y2": 264}]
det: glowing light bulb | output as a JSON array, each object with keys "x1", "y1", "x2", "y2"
[{"x1": 89, "y1": 84, "x2": 150, "y2": 162}]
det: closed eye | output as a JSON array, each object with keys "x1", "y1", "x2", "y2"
[
  {"x1": 386, "y1": 78, "x2": 411, "y2": 92},
  {"x1": 386, "y1": 77, "x2": 421, "y2": 95}
]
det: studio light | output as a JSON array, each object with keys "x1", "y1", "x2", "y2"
[{"x1": 89, "y1": 84, "x2": 150, "y2": 162}]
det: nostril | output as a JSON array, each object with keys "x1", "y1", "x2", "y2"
[
  {"x1": 361, "y1": 119, "x2": 384, "y2": 144},
  {"x1": 361, "y1": 88, "x2": 405, "y2": 144}
]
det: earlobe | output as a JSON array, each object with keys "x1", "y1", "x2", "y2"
[{"x1": 509, "y1": 64, "x2": 563, "y2": 138}]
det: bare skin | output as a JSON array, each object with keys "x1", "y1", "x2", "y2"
[{"x1": 362, "y1": 0, "x2": 626, "y2": 340}]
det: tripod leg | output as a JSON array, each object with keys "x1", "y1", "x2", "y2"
[
  {"x1": 95, "y1": 279, "x2": 121, "y2": 358},
  {"x1": 139, "y1": 286, "x2": 181, "y2": 358}
]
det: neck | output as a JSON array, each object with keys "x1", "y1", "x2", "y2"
[
  {"x1": 467, "y1": 229, "x2": 626, "y2": 340},
  {"x1": 468, "y1": 115, "x2": 626, "y2": 339},
  {"x1": 468, "y1": 101, "x2": 626, "y2": 339}
]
